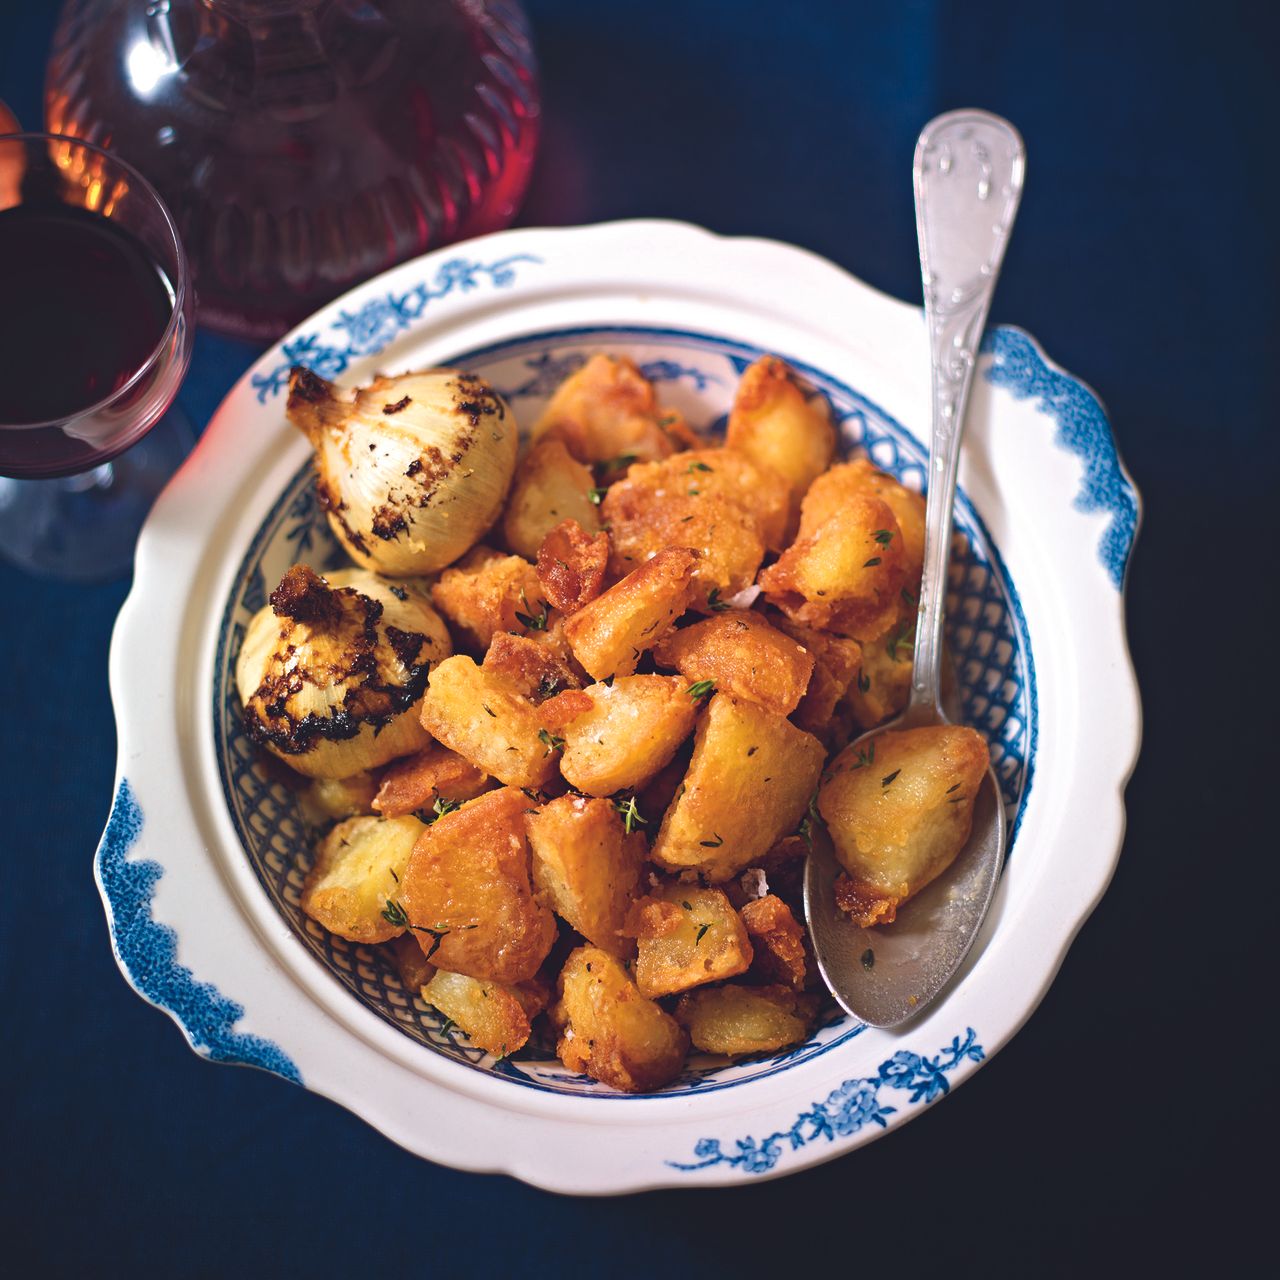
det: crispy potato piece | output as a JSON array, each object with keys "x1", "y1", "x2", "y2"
[
  {"x1": 400, "y1": 787, "x2": 557, "y2": 982},
  {"x1": 601, "y1": 448, "x2": 789, "y2": 608},
  {"x1": 626, "y1": 885, "x2": 753, "y2": 999},
  {"x1": 550, "y1": 946, "x2": 689, "y2": 1092},
  {"x1": 844, "y1": 607, "x2": 916, "y2": 731},
  {"x1": 420, "y1": 969, "x2": 533, "y2": 1056},
  {"x1": 299, "y1": 771, "x2": 378, "y2": 824},
  {"x1": 388, "y1": 932, "x2": 436, "y2": 990},
  {"x1": 770, "y1": 614, "x2": 864, "y2": 737},
  {"x1": 674, "y1": 984, "x2": 818, "y2": 1056},
  {"x1": 533, "y1": 354, "x2": 674, "y2": 464},
  {"x1": 759, "y1": 495, "x2": 907, "y2": 643},
  {"x1": 741, "y1": 894, "x2": 808, "y2": 990},
  {"x1": 726, "y1": 356, "x2": 836, "y2": 535},
  {"x1": 558, "y1": 675, "x2": 698, "y2": 796},
  {"x1": 372, "y1": 743, "x2": 489, "y2": 817},
  {"x1": 300, "y1": 814, "x2": 426, "y2": 944},
  {"x1": 818, "y1": 725, "x2": 990, "y2": 926},
  {"x1": 526, "y1": 795, "x2": 645, "y2": 956},
  {"x1": 801, "y1": 458, "x2": 925, "y2": 589},
  {"x1": 482, "y1": 630, "x2": 582, "y2": 702},
  {"x1": 653, "y1": 611, "x2": 814, "y2": 716},
  {"x1": 563, "y1": 547, "x2": 698, "y2": 679},
  {"x1": 503, "y1": 439, "x2": 601, "y2": 559},
  {"x1": 651, "y1": 692, "x2": 825, "y2": 881},
  {"x1": 655, "y1": 407, "x2": 702, "y2": 452},
  {"x1": 430, "y1": 546, "x2": 547, "y2": 651},
  {"x1": 536, "y1": 518, "x2": 609, "y2": 615},
  {"x1": 419, "y1": 655, "x2": 559, "y2": 788}
]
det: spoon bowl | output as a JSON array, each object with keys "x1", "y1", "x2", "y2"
[{"x1": 804, "y1": 109, "x2": 1025, "y2": 1027}]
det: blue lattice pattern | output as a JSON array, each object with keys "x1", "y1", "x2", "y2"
[{"x1": 213, "y1": 326, "x2": 1037, "y2": 1098}]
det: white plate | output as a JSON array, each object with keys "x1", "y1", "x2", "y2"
[{"x1": 96, "y1": 219, "x2": 1140, "y2": 1192}]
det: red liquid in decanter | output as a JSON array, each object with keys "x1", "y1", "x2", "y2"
[{"x1": 46, "y1": 0, "x2": 540, "y2": 340}]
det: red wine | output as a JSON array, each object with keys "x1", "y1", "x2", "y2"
[{"x1": 0, "y1": 204, "x2": 173, "y2": 425}]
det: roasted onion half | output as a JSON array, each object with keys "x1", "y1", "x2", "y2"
[
  {"x1": 235, "y1": 564, "x2": 451, "y2": 779},
  {"x1": 287, "y1": 366, "x2": 518, "y2": 576}
]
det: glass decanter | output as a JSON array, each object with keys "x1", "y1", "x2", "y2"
[{"x1": 46, "y1": 0, "x2": 540, "y2": 340}]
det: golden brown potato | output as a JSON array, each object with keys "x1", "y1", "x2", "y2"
[
  {"x1": 562, "y1": 547, "x2": 698, "y2": 679},
  {"x1": 550, "y1": 946, "x2": 689, "y2": 1092},
  {"x1": 419, "y1": 654, "x2": 560, "y2": 789},
  {"x1": 525, "y1": 795, "x2": 645, "y2": 956},
  {"x1": 759, "y1": 495, "x2": 907, "y2": 643},
  {"x1": 299, "y1": 771, "x2": 378, "y2": 825},
  {"x1": 818, "y1": 725, "x2": 990, "y2": 926},
  {"x1": 536, "y1": 518, "x2": 609, "y2": 615},
  {"x1": 372, "y1": 743, "x2": 490, "y2": 817},
  {"x1": 558, "y1": 675, "x2": 698, "y2": 796},
  {"x1": 626, "y1": 885, "x2": 753, "y2": 999},
  {"x1": 674, "y1": 984, "x2": 818, "y2": 1056},
  {"x1": 769, "y1": 614, "x2": 864, "y2": 738},
  {"x1": 726, "y1": 356, "x2": 836, "y2": 535},
  {"x1": 399, "y1": 787, "x2": 557, "y2": 983},
  {"x1": 601, "y1": 448, "x2": 789, "y2": 609},
  {"x1": 653, "y1": 611, "x2": 814, "y2": 717},
  {"x1": 800, "y1": 458, "x2": 925, "y2": 589},
  {"x1": 481, "y1": 630, "x2": 582, "y2": 703},
  {"x1": 651, "y1": 692, "x2": 825, "y2": 881},
  {"x1": 532, "y1": 354, "x2": 674, "y2": 464},
  {"x1": 844, "y1": 605, "x2": 917, "y2": 731},
  {"x1": 430, "y1": 546, "x2": 547, "y2": 651},
  {"x1": 503, "y1": 438, "x2": 601, "y2": 559},
  {"x1": 741, "y1": 894, "x2": 808, "y2": 990},
  {"x1": 420, "y1": 969, "x2": 532, "y2": 1056},
  {"x1": 300, "y1": 814, "x2": 426, "y2": 944},
  {"x1": 387, "y1": 932, "x2": 436, "y2": 990}
]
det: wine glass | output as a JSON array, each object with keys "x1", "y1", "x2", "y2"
[{"x1": 0, "y1": 132, "x2": 194, "y2": 581}]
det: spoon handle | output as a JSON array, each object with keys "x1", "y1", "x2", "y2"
[{"x1": 908, "y1": 111, "x2": 1025, "y2": 714}]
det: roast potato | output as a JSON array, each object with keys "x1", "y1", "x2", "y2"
[
  {"x1": 503, "y1": 438, "x2": 601, "y2": 559},
  {"x1": 651, "y1": 692, "x2": 825, "y2": 881},
  {"x1": 532, "y1": 354, "x2": 674, "y2": 464},
  {"x1": 818, "y1": 725, "x2": 990, "y2": 926},
  {"x1": 431, "y1": 546, "x2": 548, "y2": 651},
  {"x1": 300, "y1": 814, "x2": 426, "y2": 944},
  {"x1": 419, "y1": 654, "x2": 560, "y2": 789},
  {"x1": 526, "y1": 795, "x2": 645, "y2": 956},
  {"x1": 726, "y1": 356, "x2": 836, "y2": 534},
  {"x1": 372, "y1": 743, "x2": 489, "y2": 817},
  {"x1": 420, "y1": 969, "x2": 533, "y2": 1057},
  {"x1": 627, "y1": 884, "x2": 753, "y2": 999},
  {"x1": 399, "y1": 787, "x2": 556, "y2": 982},
  {"x1": 674, "y1": 984, "x2": 818, "y2": 1056},
  {"x1": 563, "y1": 547, "x2": 698, "y2": 679},
  {"x1": 550, "y1": 946, "x2": 689, "y2": 1092},
  {"x1": 558, "y1": 675, "x2": 698, "y2": 796},
  {"x1": 653, "y1": 610, "x2": 815, "y2": 717},
  {"x1": 741, "y1": 894, "x2": 808, "y2": 990},
  {"x1": 800, "y1": 457, "x2": 925, "y2": 589},
  {"x1": 536, "y1": 518, "x2": 610, "y2": 615},
  {"x1": 300, "y1": 771, "x2": 378, "y2": 824}
]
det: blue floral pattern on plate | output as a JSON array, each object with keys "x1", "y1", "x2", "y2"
[
  {"x1": 96, "y1": 781, "x2": 302, "y2": 1084},
  {"x1": 983, "y1": 329, "x2": 1138, "y2": 588},
  {"x1": 210, "y1": 322, "x2": 1038, "y2": 1100},
  {"x1": 669, "y1": 1029, "x2": 984, "y2": 1174},
  {"x1": 249, "y1": 255, "x2": 542, "y2": 402}
]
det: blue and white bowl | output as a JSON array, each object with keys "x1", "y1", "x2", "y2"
[{"x1": 98, "y1": 221, "x2": 1140, "y2": 1191}]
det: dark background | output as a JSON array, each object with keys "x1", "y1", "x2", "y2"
[{"x1": 2, "y1": 1, "x2": 1272, "y2": 1273}]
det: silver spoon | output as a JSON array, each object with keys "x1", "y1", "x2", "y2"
[{"x1": 804, "y1": 109, "x2": 1025, "y2": 1027}]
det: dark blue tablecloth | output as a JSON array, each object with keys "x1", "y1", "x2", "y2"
[{"x1": 2, "y1": 2, "x2": 1270, "y2": 1271}]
